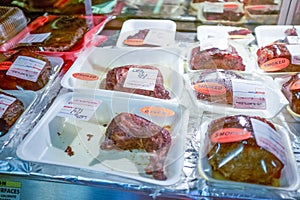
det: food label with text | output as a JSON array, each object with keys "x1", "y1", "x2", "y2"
[
  {"x1": 6, "y1": 56, "x2": 46, "y2": 82},
  {"x1": 251, "y1": 118, "x2": 286, "y2": 164},
  {"x1": 0, "y1": 61, "x2": 12, "y2": 71},
  {"x1": 260, "y1": 58, "x2": 290, "y2": 72},
  {"x1": 124, "y1": 68, "x2": 158, "y2": 91},
  {"x1": 210, "y1": 128, "x2": 252, "y2": 143},
  {"x1": 143, "y1": 30, "x2": 174, "y2": 46},
  {"x1": 194, "y1": 82, "x2": 226, "y2": 96},
  {"x1": 286, "y1": 45, "x2": 300, "y2": 65},
  {"x1": 141, "y1": 106, "x2": 175, "y2": 117},
  {"x1": 57, "y1": 98, "x2": 102, "y2": 121},
  {"x1": 0, "y1": 94, "x2": 16, "y2": 118},
  {"x1": 232, "y1": 79, "x2": 266, "y2": 109},
  {"x1": 18, "y1": 33, "x2": 51, "y2": 43},
  {"x1": 72, "y1": 72, "x2": 99, "y2": 81},
  {"x1": 203, "y1": 2, "x2": 224, "y2": 13},
  {"x1": 198, "y1": 29, "x2": 229, "y2": 51},
  {"x1": 0, "y1": 180, "x2": 21, "y2": 200}
]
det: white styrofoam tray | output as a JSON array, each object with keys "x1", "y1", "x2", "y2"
[
  {"x1": 61, "y1": 46, "x2": 185, "y2": 102},
  {"x1": 116, "y1": 19, "x2": 177, "y2": 48},
  {"x1": 197, "y1": 25, "x2": 255, "y2": 46},
  {"x1": 16, "y1": 92, "x2": 189, "y2": 185},
  {"x1": 255, "y1": 25, "x2": 300, "y2": 48},
  {"x1": 198, "y1": 116, "x2": 300, "y2": 191},
  {"x1": 184, "y1": 71, "x2": 288, "y2": 119}
]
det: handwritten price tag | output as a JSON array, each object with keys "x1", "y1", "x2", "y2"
[
  {"x1": 123, "y1": 68, "x2": 158, "y2": 91},
  {"x1": 57, "y1": 98, "x2": 102, "y2": 121}
]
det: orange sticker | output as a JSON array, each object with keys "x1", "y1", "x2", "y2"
[
  {"x1": 260, "y1": 58, "x2": 290, "y2": 72},
  {"x1": 194, "y1": 82, "x2": 226, "y2": 96},
  {"x1": 0, "y1": 61, "x2": 12, "y2": 70},
  {"x1": 290, "y1": 80, "x2": 300, "y2": 90},
  {"x1": 123, "y1": 39, "x2": 144, "y2": 46},
  {"x1": 141, "y1": 106, "x2": 175, "y2": 117},
  {"x1": 210, "y1": 128, "x2": 252, "y2": 143},
  {"x1": 72, "y1": 72, "x2": 99, "y2": 81}
]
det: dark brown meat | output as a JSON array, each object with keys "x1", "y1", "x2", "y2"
[
  {"x1": 192, "y1": 70, "x2": 244, "y2": 104},
  {"x1": 282, "y1": 73, "x2": 300, "y2": 114},
  {"x1": 0, "y1": 91, "x2": 24, "y2": 136},
  {"x1": 0, "y1": 49, "x2": 52, "y2": 91},
  {"x1": 207, "y1": 115, "x2": 284, "y2": 186},
  {"x1": 20, "y1": 16, "x2": 89, "y2": 52},
  {"x1": 100, "y1": 113, "x2": 171, "y2": 180},
  {"x1": 190, "y1": 45, "x2": 245, "y2": 71},
  {"x1": 105, "y1": 65, "x2": 171, "y2": 99},
  {"x1": 256, "y1": 43, "x2": 299, "y2": 72},
  {"x1": 203, "y1": 4, "x2": 244, "y2": 21}
]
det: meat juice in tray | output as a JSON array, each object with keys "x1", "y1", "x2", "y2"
[
  {"x1": 61, "y1": 47, "x2": 185, "y2": 102},
  {"x1": 16, "y1": 92, "x2": 189, "y2": 185},
  {"x1": 0, "y1": 15, "x2": 108, "y2": 60},
  {"x1": 198, "y1": 114, "x2": 300, "y2": 191},
  {"x1": 184, "y1": 70, "x2": 288, "y2": 118}
]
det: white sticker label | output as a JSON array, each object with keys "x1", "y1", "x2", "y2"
[
  {"x1": 251, "y1": 118, "x2": 286, "y2": 164},
  {"x1": 6, "y1": 56, "x2": 46, "y2": 82},
  {"x1": 0, "y1": 180, "x2": 21, "y2": 200},
  {"x1": 123, "y1": 68, "x2": 158, "y2": 91},
  {"x1": 0, "y1": 94, "x2": 16, "y2": 118},
  {"x1": 203, "y1": 2, "x2": 224, "y2": 13},
  {"x1": 199, "y1": 30, "x2": 229, "y2": 50},
  {"x1": 143, "y1": 30, "x2": 174, "y2": 46},
  {"x1": 18, "y1": 33, "x2": 51, "y2": 43},
  {"x1": 57, "y1": 98, "x2": 102, "y2": 121},
  {"x1": 287, "y1": 36, "x2": 300, "y2": 45},
  {"x1": 286, "y1": 45, "x2": 300, "y2": 65},
  {"x1": 232, "y1": 79, "x2": 266, "y2": 110}
]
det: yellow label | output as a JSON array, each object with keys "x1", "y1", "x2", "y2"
[{"x1": 0, "y1": 180, "x2": 21, "y2": 188}]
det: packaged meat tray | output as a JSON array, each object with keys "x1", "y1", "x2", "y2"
[
  {"x1": 255, "y1": 25, "x2": 300, "y2": 48},
  {"x1": 16, "y1": 91, "x2": 189, "y2": 185},
  {"x1": 196, "y1": 2, "x2": 246, "y2": 25},
  {"x1": 184, "y1": 70, "x2": 288, "y2": 118},
  {"x1": 0, "y1": 90, "x2": 37, "y2": 144},
  {"x1": 186, "y1": 41, "x2": 253, "y2": 72},
  {"x1": 198, "y1": 114, "x2": 300, "y2": 191},
  {"x1": 0, "y1": 15, "x2": 109, "y2": 60},
  {"x1": 197, "y1": 25, "x2": 255, "y2": 46},
  {"x1": 0, "y1": 6, "x2": 27, "y2": 46},
  {"x1": 245, "y1": 5, "x2": 279, "y2": 25},
  {"x1": 61, "y1": 47, "x2": 185, "y2": 102},
  {"x1": 116, "y1": 19, "x2": 176, "y2": 48},
  {"x1": 0, "y1": 49, "x2": 64, "y2": 92},
  {"x1": 275, "y1": 74, "x2": 300, "y2": 121}
]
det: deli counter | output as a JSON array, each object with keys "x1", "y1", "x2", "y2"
[{"x1": 0, "y1": 0, "x2": 300, "y2": 199}]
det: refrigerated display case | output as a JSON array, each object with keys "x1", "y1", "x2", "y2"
[{"x1": 0, "y1": 1, "x2": 300, "y2": 200}]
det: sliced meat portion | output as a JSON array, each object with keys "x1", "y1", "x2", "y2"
[
  {"x1": 0, "y1": 91, "x2": 24, "y2": 136},
  {"x1": 190, "y1": 45, "x2": 245, "y2": 71},
  {"x1": 100, "y1": 112, "x2": 171, "y2": 180}
]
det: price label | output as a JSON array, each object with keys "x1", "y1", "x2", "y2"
[
  {"x1": 199, "y1": 30, "x2": 229, "y2": 51},
  {"x1": 57, "y1": 98, "x2": 102, "y2": 121},
  {"x1": 0, "y1": 180, "x2": 21, "y2": 200},
  {"x1": 251, "y1": 118, "x2": 286, "y2": 164},
  {"x1": 203, "y1": 2, "x2": 224, "y2": 13},
  {"x1": 6, "y1": 56, "x2": 46, "y2": 82},
  {"x1": 286, "y1": 45, "x2": 300, "y2": 65},
  {"x1": 123, "y1": 68, "x2": 158, "y2": 91},
  {"x1": 232, "y1": 79, "x2": 266, "y2": 110},
  {"x1": 143, "y1": 30, "x2": 174, "y2": 46},
  {"x1": 19, "y1": 33, "x2": 51, "y2": 43}
]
